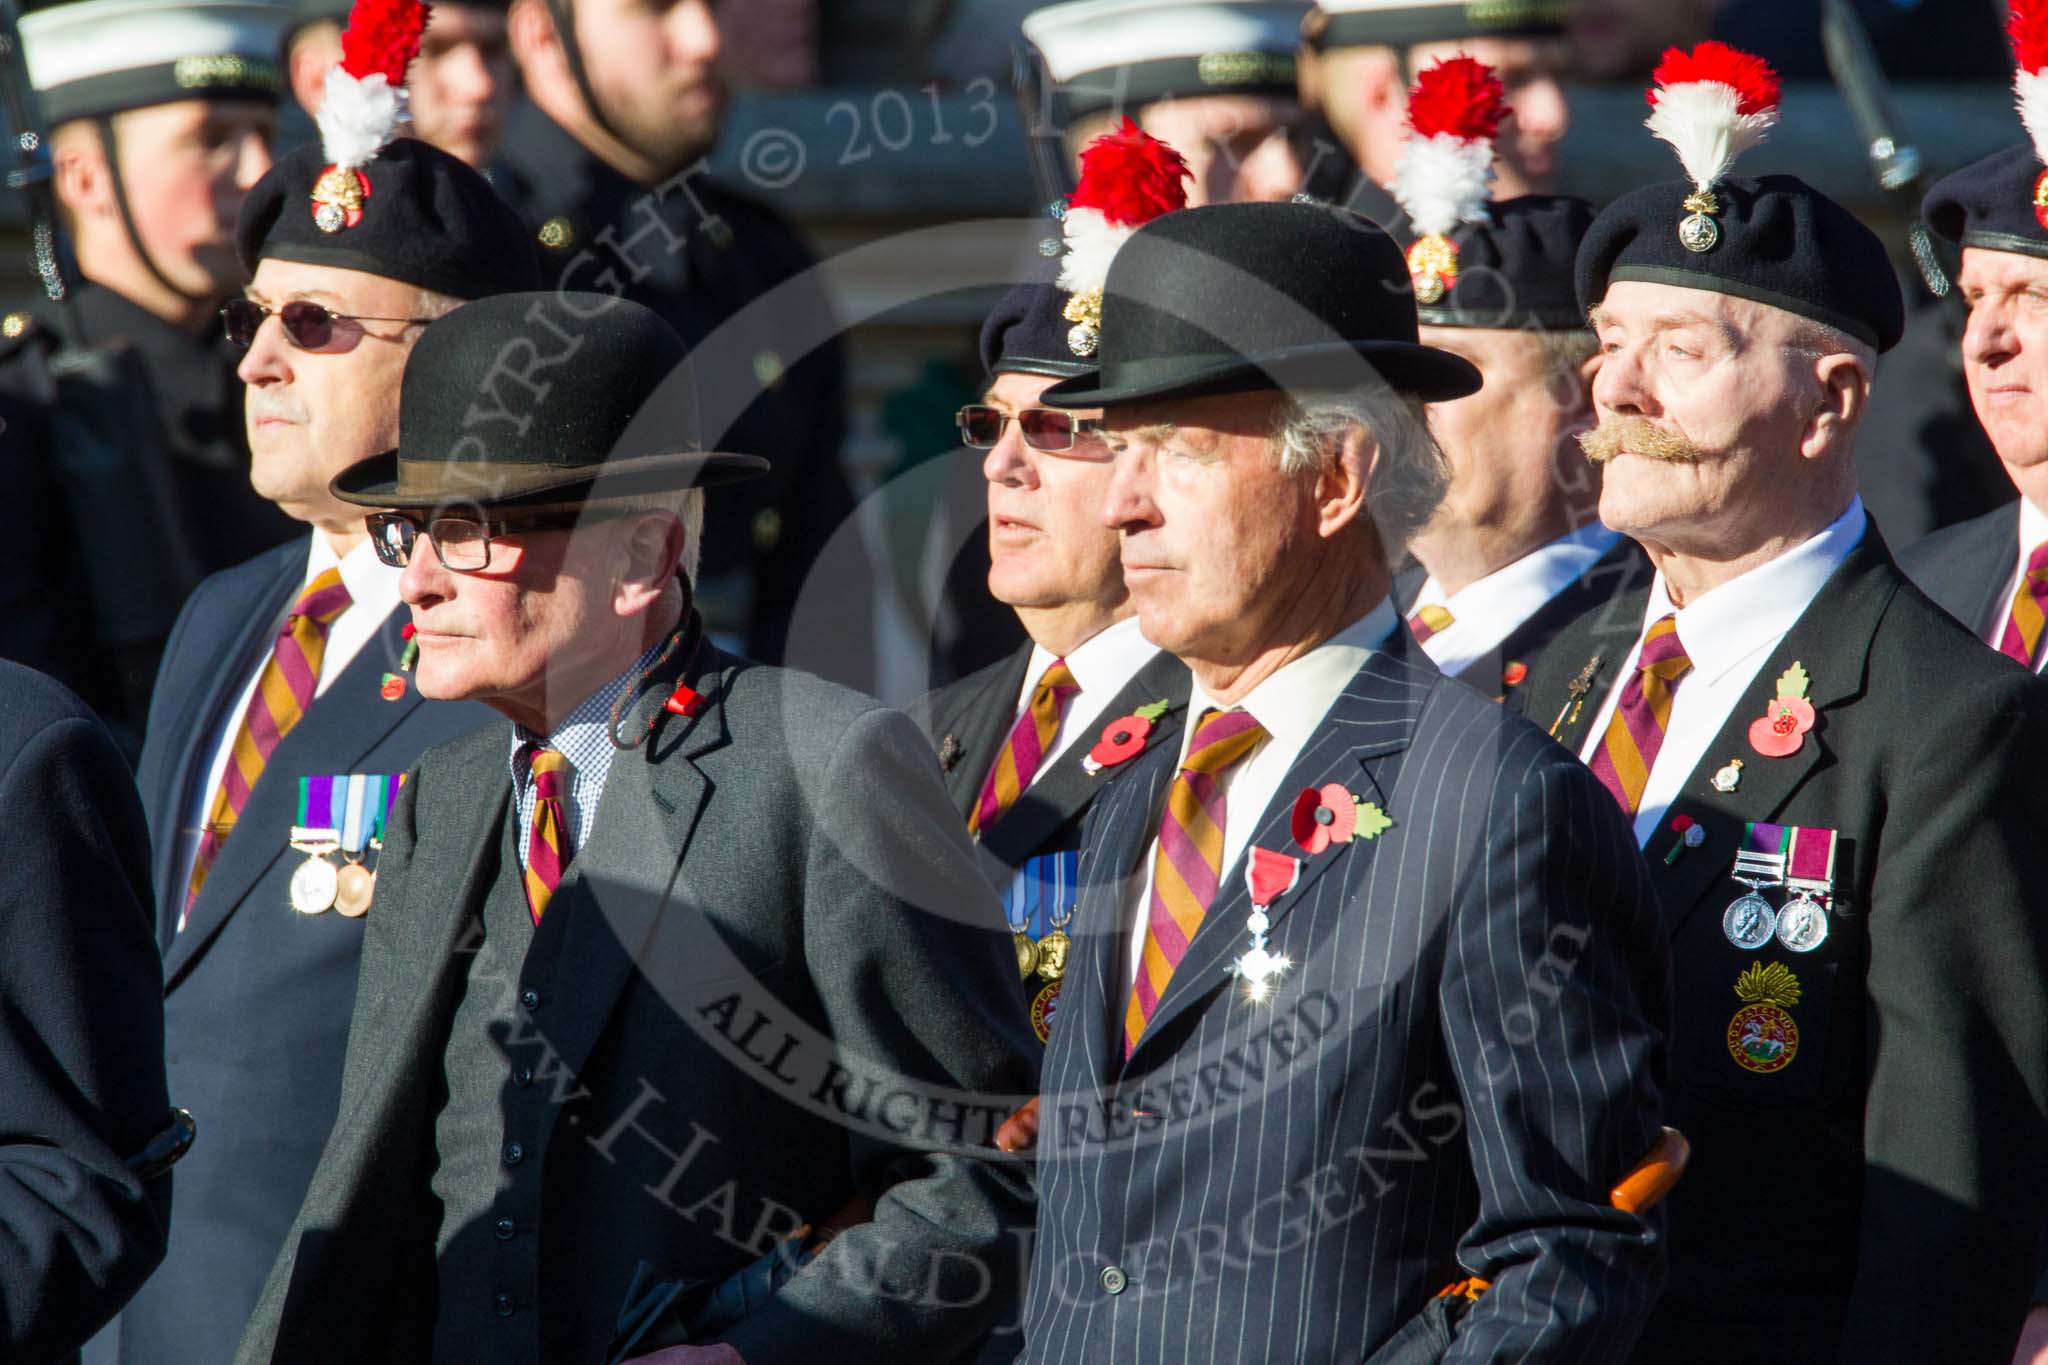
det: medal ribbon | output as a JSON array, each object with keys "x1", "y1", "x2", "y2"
[
  {"x1": 1785, "y1": 824, "x2": 1837, "y2": 892},
  {"x1": 1734, "y1": 821, "x2": 1791, "y2": 881}
]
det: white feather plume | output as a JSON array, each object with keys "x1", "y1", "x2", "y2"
[
  {"x1": 2018, "y1": 68, "x2": 2048, "y2": 168},
  {"x1": 1055, "y1": 206, "x2": 1134, "y2": 298},
  {"x1": 317, "y1": 67, "x2": 408, "y2": 170},
  {"x1": 1645, "y1": 80, "x2": 1777, "y2": 190},
  {"x1": 1392, "y1": 131, "x2": 1496, "y2": 238}
]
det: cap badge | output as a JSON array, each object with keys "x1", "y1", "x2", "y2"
[
  {"x1": 1679, "y1": 189, "x2": 1721, "y2": 253},
  {"x1": 311, "y1": 165, "x2": 370, "y2": 234},
  {"x1": 1054, "y1": 120, "x2": 1192, "y2": 362},
  {"x1": 2033, "y1": 169, "x2": 2048, "y2": 230},
  {"x1": 1644, "y1": 44, "x2": 1781, "y2": 255},
  {"x1": 1405, "y1": 234, "x2": 1460, "y2": 304},
  {"x1": 1062, "y1": 287, "x2": 1103, "y2": 358}
]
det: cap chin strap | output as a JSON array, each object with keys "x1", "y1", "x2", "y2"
[
  {"x1": 95, "y1": 115, "x2": 214, "y2": 307},
  {"x1": 544, "y1": 0, "x2": 635, "y2": 159}
]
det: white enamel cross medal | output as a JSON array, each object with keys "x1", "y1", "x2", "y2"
[{"x1": 1235, "y1": 846, "x2": 1301, "y2": 1003}]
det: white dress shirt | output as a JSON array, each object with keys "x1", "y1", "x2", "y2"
[
  {"x1": 1125, "y1": 600, "x2": 1398, "y2": 988},
  {"x1": 1986, "y1": 494, "x2": 2048, "y2": 674},
  {"x1": 1408, "y1": 522, "x2": 1622, "y2": 678},
  {"x1": 1577, "y1": 498, "x2": 1866, "y2": 847},
  {"x1": 171, "y1": 534, "x2": 405, "y2": 903},
  {"x1": 1010, "y1": 614, "x2": 1161, "y2": 781}
]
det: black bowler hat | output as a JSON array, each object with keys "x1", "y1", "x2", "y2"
[
  {"x1": 980, "y1": 275, "x2": 1094, "y2": 379},
  {"x1": 1039, "y1": 200, "x2": 1482, "y2": 408},
  {"x1": 330, "y1": 292, "x2": 768, "y2": 509},
  {"x1": 1392, "y1": 196, "x2": 1593, "y2": 332},
  {"x1": 239, "y1": 140, "x2": 539, "y2": 300},
  {"x1": 1577, "y1": 174, "x2": 1904, "y2": 353}
]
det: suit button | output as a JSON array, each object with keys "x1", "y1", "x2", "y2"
[
  {"x1": 494, "y1": 1292, "x2": 514, "y2": 1317},
  {"x1": 521, "y1": 988, "x2": 541, "y2": 1010},
  {"x1": 512, "y1": 1068, "x2": 533, "y2": 1088},
  {"x1": 503, "y1": 1142, "x2": 524, "y2": 1166},
  {"x1": 495, "y1": 1217, "x2": 515, "y2": 1240},
  {"x1": 1100, "y1": 1265, "x2": 1127, "y2": 1295}
]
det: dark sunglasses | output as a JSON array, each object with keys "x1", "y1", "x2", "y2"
[
  {"x1": 956, "y1": 404, "x2": 1103, "y2": 453},
  {"x1": 222, "y1": 297, "x2": 439, "y2": 350},
  {"x1": 366, "y1": 508, "x2": 631, "y2": 574}
]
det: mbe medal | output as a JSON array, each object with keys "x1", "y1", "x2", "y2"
[{"x1": 1722, "y1": 892, "x2": 1777, "y2": 950}]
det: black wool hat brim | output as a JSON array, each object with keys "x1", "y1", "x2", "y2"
[
  {"x1": 329, "y1": 449, "x2": 770, "y2": 509},
  {"x1": 1039, "y1": 340, "x2": 1482, "y2": 408}
]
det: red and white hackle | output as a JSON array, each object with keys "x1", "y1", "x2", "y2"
[
  {"x1": 1644, "y1": 41, "x2": 1780, "y2": 253},
  {"x1": 1392, "y1": 55, "x2": 1506, "y2": 305},
  {"x1": 2009, "y1": 0, "x2": 2048, "y2": 224},
  {"x1": 1055, "y1": 119, "x2": 1191, "y2": 357},
  {"x1": 310, "y1": 0, "x2": 430, "y2": 232}
]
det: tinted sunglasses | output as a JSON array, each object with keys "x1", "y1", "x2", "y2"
[
  {"x1": 366, "y1": 508, "x2": 631, "y2": 574},
  {"x1": 956, "y1": 404, "x2": 1103, "y2": 453},
  {"x1": 221, "y1": 297, "x2": 439, "y2": 350}
]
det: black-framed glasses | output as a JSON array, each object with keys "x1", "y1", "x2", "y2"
[
  {"x1": 366, "y1": 508, "x2": 629, "y2": 574},
  {"x1": 222, "y1": 298, "x2": 439, "y2": 350},
  {"x1": 956, "y1": 404, "x2": 1103, "y2": 452}
]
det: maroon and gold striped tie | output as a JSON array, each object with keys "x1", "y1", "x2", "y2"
[
  {"x1": 523, "y1": 748, "x2": 573, "y2": 924},
  {"x1": 1587, "y1": 614, "x2": 1692, "y2": 817},
  {"x1": 185, "y1": 568, "x2": 352, "y2": 913},
  {"x1": 1124, "y1": 707, "x2": 1268, "y2": 1056},
  {"x1": 1408, "y1": 604, "x2": 1453, "y2": 645},
  {"x1": 1997, "y1": 541, "x2": 2048, "y2": 668},
  {"x1": 968, "y1": 658, "x2": 1080, "y2": 837}
]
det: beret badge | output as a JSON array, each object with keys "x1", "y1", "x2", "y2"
[
  {"x1": 307, "y1": 0, "x2": 429, "y2": 235},
  {"x1": 2014, "y1": 3, "x2": 2048, "y2": 229},
  {"x1": 1645, "y1": 43, "x2": 1782, "y2": 255},
  {"x1": 1392, "y1": 56, "x2": 1506, "y2": 305},
  {"x1": 1054, "y1": 119, "x2": 1191, "y2": 360}
]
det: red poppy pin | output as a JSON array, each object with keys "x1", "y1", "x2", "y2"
[
  {"x1": 1082, "y1": 698, "x2": 1171, "y2": 774},
  {"x1": 380, "y1": 621, "x2": 421, "y2": 701},
  {"x1": 1747, "y1": 661, "x2": 1815, "y2": 758},
  {"x1": 1290, "y1": 783, "x2": 1394, "y2": 855}
]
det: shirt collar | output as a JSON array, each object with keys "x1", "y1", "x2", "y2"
[
  {"x1": 505, "y1": 637, "x2": 667, "y2": 777},
  {"x1": 2021, "y1": 492, "x2": 2048, "y2": 558},
  {"x1": 1644, "y1": 497, "x2": 1866, "y2": 686},
  {"x1": 305, "y1": 532, "x2": 402, "y2": 622},
  {"x1": 1414, "y1": 522, "x2": 1622, "y2": 619},
  {"x1": 1024, "y1": 614, "x2": 1158, "y2": 702},
  {"x1": 1187, "y1": 598, "x2": 1400, "y2": 754}
]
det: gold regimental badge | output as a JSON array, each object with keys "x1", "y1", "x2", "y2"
[
  {"x1": 1406, "y1": 233, "x2": 1460, "y2": 305},
  {"x1": 1727, "y1": 960, "x2": 1800, "y2": 1073}
]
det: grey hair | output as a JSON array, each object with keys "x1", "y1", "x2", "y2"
[
  {"x1": 1271, "y1": 386, "x2": 1450, "y2": 560},
  {"x1": 606, "y1": 486, "x2": 706, "y2": 583},
  {"x1": 1537, "y1": 328, "x2": 1599, "y2": 388}
]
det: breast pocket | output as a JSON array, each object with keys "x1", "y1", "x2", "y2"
[{"x1": 1676, "y1": 912, "x2": 1865, "y2": 1113}]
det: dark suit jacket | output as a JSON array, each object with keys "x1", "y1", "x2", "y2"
[
  {"x1": 96, "y1": 539, "x2": 494, "y2": 1365},
  {"x1": 1522, "y1": 524, "x2": 2048, "y2": 1365},
  {"x1": 235, "y1": 640, "x2": 1040, "y2": 1365},
  {"x1": 0, "y1": 664, "x2": 170, "y2": 1362},
  {"x1": 911, "y1": 642, "x2": 1193, "y2": 878},
  {"x1": 1896, "y1": 498, "x2": 2020, "y2": 642},
  {"x1": 1393, "y1": 537, "x2": 1652, "y2": 713},
  {"x1": 1020, "y1": 629, "x2": 1673, "y2": 1364}
]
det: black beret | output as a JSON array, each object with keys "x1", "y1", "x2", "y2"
[
  {"x1": 1923, "y1": 143, "x2": 2048, "y2": 262},
  {"x1": 1389, "y1": 193, "x2": 1595, "y2": 331},
  {"x1": 1576, "y1": 174, "x2": 1904, "y2": 353},
  {"x1": 978, "y1": 274, "x2": 1095, "y2": 381},
  {"x1": 237, "y1": 139, "x2": 540, "y2": 301}
]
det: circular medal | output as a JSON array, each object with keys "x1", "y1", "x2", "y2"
[
  {"x1": 1774, "y1": 896, "x2": 1829, "y2": 953},
  {"x1": 290, "y1": 855, "x2": 339, "y2": 915},
  {"x1": 1721, "y1": 892, "x2": 1777, "y2": 950},
  {"x1": 1035, "y1": 929, "x2": 1070, "y2": 982},
  {"x1": 1013, "y1": 931, "x2": 1040, "y2": 980},
  {"x1": 334, "y1": 862, "x2": 375, "y2": 918},
  {"x1": 1727, "y1": 1002, "x2": 1799, "y2": 1073},
  {"x1": 1030, "y1": 978, "x2": 1062, "y2": 1044}
]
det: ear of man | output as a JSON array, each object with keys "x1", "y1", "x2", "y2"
[
  {"x1": 1315, "y1": 425, "x2": 1376, "y2": 540},
  {"x1": 1802, "y1": 352, "x2": 1871, "y2": 462}
]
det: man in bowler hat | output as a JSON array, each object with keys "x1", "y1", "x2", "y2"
[
  {"x1": 236, "y1": 291, "x2": 1039, "y2": 1365},
  {"x1": 1014, "y1": 198, "x2": 1671, "y2": 1362}
]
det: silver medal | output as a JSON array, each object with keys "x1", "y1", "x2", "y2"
[
  {"x1": 290, "y1": 855, "x2": 339, "y2": 915},
  {"x1": 1722, "y1": 892, "x2": 1778, "y2": 950},
  {"x1": 1774, "y1": 895, "x2": 1829, "y2": 953}
]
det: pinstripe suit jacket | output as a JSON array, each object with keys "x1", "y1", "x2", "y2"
[{"x1": 1019, "y1": 628, "x2": 1673, "y2": 1364}]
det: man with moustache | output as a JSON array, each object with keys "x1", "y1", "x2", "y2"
[
  {"x1": 498, "y1": 0, "x2": 855, "y2": 670},
  {"x1": 1381, "y1": 60, "x2": 1645, "y2": 712},
  {"x1": 1521, "y1": 51, "x2": 2048, "y2": 1364},
  {"x1": 236, "y1": 291, "x2": 1037, "y2": 1365},
  {"x1": 1294, "y1": 0, "x2": 1572, "y2": 218},
  {"x1": 90, "y1": 21, "x2": 536, "y2": 1360},
  {"x1": 1014, "y1": 199, "x2": 1670, "y2": 1364},
  {"x1": 2, "y1": 0, "x2": 296, "y2": 743}
]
